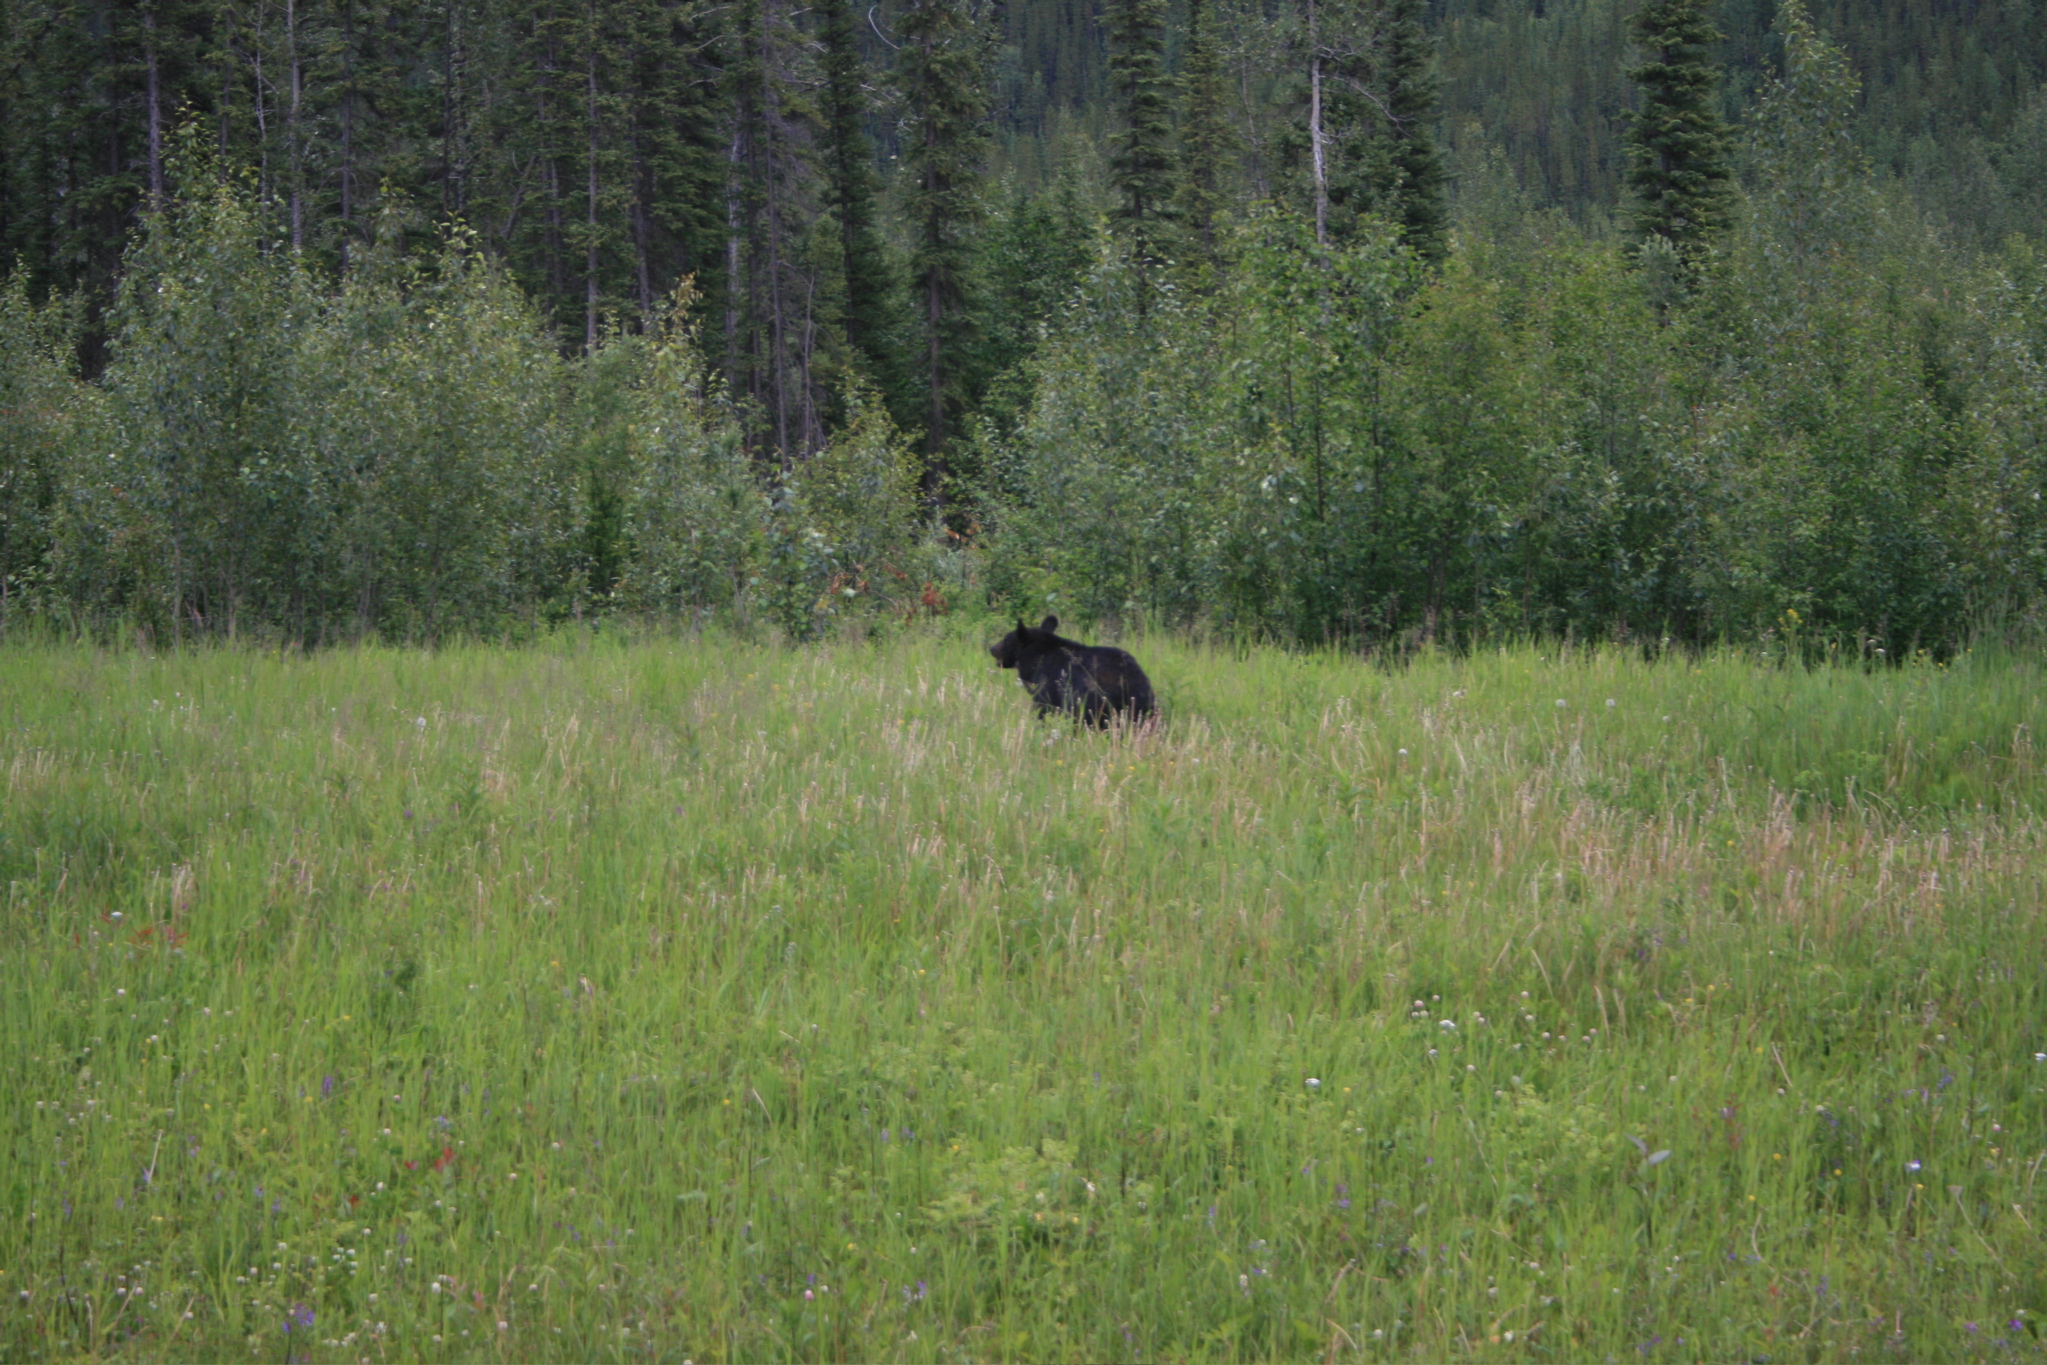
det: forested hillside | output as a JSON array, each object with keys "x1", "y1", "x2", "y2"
[
  {"x1": 7, "y1": 0, "x2": 2042, "y2": 342},
  {"x1": 2, "y1": 0, "x2": 2046, "y2": 647}
]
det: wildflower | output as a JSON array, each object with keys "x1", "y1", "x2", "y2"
[
  {"x1": 1305, "y1": 1077, "x2": 1321, "y2": 1091},
  {"x1": 1439, "y1": 1019, "x2": 1456, "y2": 1031},
  {"x1": 1905, "y1": 1159, "x2": 1921, "y2": 1173}
]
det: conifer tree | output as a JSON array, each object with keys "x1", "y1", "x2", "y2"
[
  {"x1": 1379, "y1": 0, "x2": 1445, "y2": 265},
  {"x1": 819, "y1": 0, "x2": 895, "y2": 385},
  {"x1": 898, "y1": 0, "x2": 990, "y2": 493},
  {"x1": 1175, "y1": 0, "x2": 1237, "y2": 273},
  {"x1": 1624, "y1": 0, "x2": 1732, "y2": 258},
  {"x1": 725, "y1": 0, "x2": 823, "y2": 462},
  {"x1": 1284, "y1": 0, "x2": 1442, "y2": 259},
  {"x1": 1104, "y1": 0, "x2": 1174, "y2": 264}
]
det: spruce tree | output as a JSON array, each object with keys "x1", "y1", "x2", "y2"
[
  {"x1": 1624, "y1": 0, "x2": 1732, "y2": 257},
  {"x1": 819, "y1": 0, "x2": 895, "y2": 385},
  {"x1": 898, "y1": 0, "x2": 990, "y2": 493},
  {"x1": 1104, "y1": 0, "x2": 1174, "y2": 264},
  {"x1": 1379, "y1": 0, "x2": 1446, "y2": 266},
  {"x1": 1175, "y1": 0, "x2": 1236, "y2": 273}
]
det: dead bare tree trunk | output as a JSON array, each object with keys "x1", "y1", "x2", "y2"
[
  {"x1": 288, "y1": 0, "x2": 303, "y2": 250},
  {"x1": 1308, "y1": 0, "x2": 1327, "y2": 250}
]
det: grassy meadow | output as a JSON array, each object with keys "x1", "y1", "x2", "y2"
[{"x1": 3, "y1": 626, "x2": 2046, "y2": 1362}]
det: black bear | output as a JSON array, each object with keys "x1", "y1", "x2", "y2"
[{"x1": 989, "y1": 615, "x2": 1156, "y2": 727}]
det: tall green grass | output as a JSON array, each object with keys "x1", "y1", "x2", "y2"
[{"x1": 4, "y1": 629, "x2": 2045, "y2": 1361}]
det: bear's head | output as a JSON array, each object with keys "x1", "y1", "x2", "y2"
[{"x1": 989, "y1": 615, "x2": 1060, "y2": 669}]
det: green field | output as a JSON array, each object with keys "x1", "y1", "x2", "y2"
[{"x1": 3, "y1": 628, "x2": 2045, "y2": 1362}]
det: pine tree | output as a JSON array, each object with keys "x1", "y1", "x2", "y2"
[
  {"x1": 1624, "y1": 0, "x2": 1733, "y2": 257},
  {"x1": 818, "y1": 0, "x2": 895, "y2": 385},
  {"x1": 898, "y1": 0, "x2": 990, "y2": 494},
  {"x1": 1379, "y1": 0, "x2": 1445, "y2": 265},
  {"x1": 1175, "y1": 0, "x2": 1237, "y2": 273},
  {"x1": 1104, "y1": 0, "x2": 1174, "y2": 264}
]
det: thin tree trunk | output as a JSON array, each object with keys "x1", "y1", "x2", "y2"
[
  {"x1": 444, "y1": 0, "x2": 468, "y2": 215},
  {"x1": 144, "y1": 8, "x2": 164, "y2": 211},
  {"x1": 542, "y1": 5, "x2": 564, "y2": 304},
  {"x1": 288, "y1": 0, "x2": 303, "y2": 250},
  {"x1": 926, "y1": 268, "x2": 943, "y2": 464},
  {"x1": 218, "y1": 8, "x2": 233, "y2": 159},
  {"x1": 253, "y1": 3, "x2": 270, "y2": 209},
  {"x1": 586, "y1": 31, "x2": 600, "y2": 353},
  {"x1": 1238, "y1": 42, "x2": 1266, "y2": 200},
  {"x1": 800, "y1": 272, "x2": 819, "y2": 452},
  {"x1": 725, "y1": 131, "x2": 742, "y2": 386},
  {"x1": 631, "y1": 124, "x2": 653, "y2": 322},
  {"x1": 1308, "y1": 0, "x2": 1327, "y2": 250},
  {"x1": 445, "y1": 3, "x2": 457, "y2": 211},
  {"x1": 341, "y1": 0, "x2": 355, "y2": 266},
  {"x1": 762, "y1": 49, "x2": 790, "y2": 467}
]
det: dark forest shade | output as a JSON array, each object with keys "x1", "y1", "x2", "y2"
[{"x1": 820, "y1": 0, "x2": 897, "y2": 390}]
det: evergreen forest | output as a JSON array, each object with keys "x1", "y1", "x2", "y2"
[{"x1": 4, "y1": 0, "x2": 2047, "y2": 649}]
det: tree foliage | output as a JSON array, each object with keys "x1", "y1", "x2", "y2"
[
  {"x1": 3, "y1": 0, "x2": 2046, "y2": 654},
  {"x1": 1624, "y1": 0, "x2": 1732, "y2": 258}
]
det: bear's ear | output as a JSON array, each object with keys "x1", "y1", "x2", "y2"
[
  {"x1": 1040, "y1": 614, "x2": 1059, "y2": 632},
  {"x1": 1016, "y1": 617, "x2": 1030, "y2": 638}
]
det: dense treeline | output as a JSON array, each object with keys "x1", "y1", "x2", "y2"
[
  {"x1": 10, "y1": 0, "x2": 2044, "y2": 379},
  {"x1": 2, "y1": 0, "x2": 2045, "y2": 650}
]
